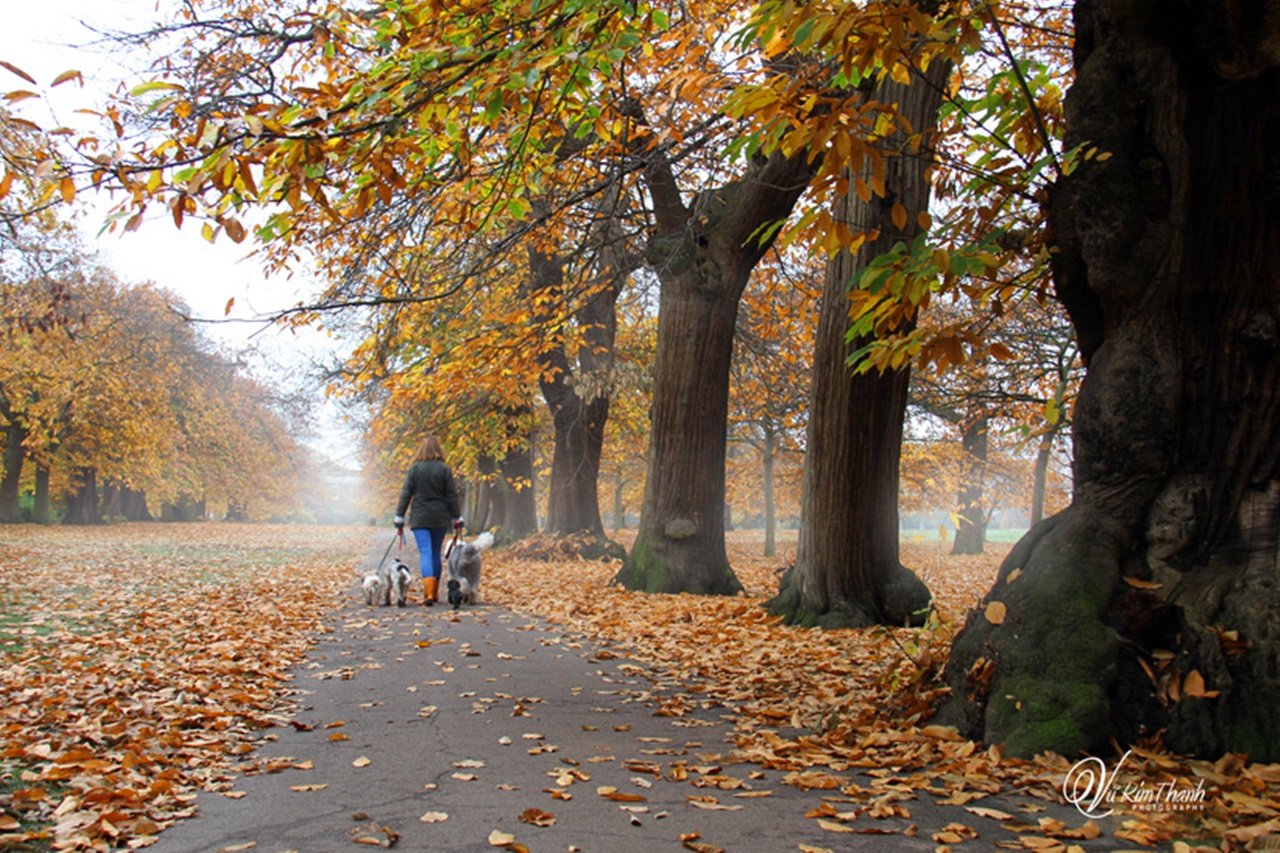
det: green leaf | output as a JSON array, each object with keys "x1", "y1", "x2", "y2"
[{"x1": 129, "y1": 80, "x2": 185, "y2": 97}]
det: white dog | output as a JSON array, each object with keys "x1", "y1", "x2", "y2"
[
  {"x1": 363, "y1": 559, "x2": 413, "y2": 607},
  {"x1": 362, "y1": 572, "x2": 387, "y2": 606},
  {"x1": 445, "y1": 531, "x2": 494, "y2": 609}
]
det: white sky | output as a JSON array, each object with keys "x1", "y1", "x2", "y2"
[{"x1": 1, "y1": 0, "x2": 363, "y2": 465}]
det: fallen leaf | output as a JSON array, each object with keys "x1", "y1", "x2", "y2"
[
  {"x1": 488, "y1": 829, "x2": 516, "y2": 846},
  {"x1": 353, "y1": 757, "x2": 372, "y2": 768},
  {"x1": 597, "y1": 786, "x2": 647, "y2": 803},
  {"x1": 419, "y1": 811, "x2": 448, "y2": 823},
  {"x1": 518, "y1": 807, "x2": 556, "y2": 827},
  {"x1": 984, "y1": 600, "x2": 1007, "y2": 625},
  {"x1": 965, "y1": 806, "x2": 1015, "y2": 821},
  {"x1": 1182, "y1": 670, "x2": 1220, "y2": 698}
]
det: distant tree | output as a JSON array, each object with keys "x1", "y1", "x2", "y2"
[{"x1": 727, "y1": 252, "x2": 817, "y2": 556}]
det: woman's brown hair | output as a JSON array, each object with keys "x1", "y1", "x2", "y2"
[{"x1": 412, "y1": 436, "x2": 446, "y2": 464}]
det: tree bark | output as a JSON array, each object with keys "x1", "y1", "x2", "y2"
[
  {"x1": 951, "y1": 415, "x2": 989, "y2": 555},
  {"x1": 616, "y1": 146, "x2": 819, "y2": 594},
  {"x1": 768, "y1": 61, "x2": 949, "y2": 628},
  {"x1": 33, "y1": 464, "x2": 51, "y2": 524},
  {"x1": 0, "y1": 419, "x2": 26, "y2": 523},
  {"x1": 63, "y1": 467, "x2": 100, "y2": 525},
  {"x1": 939, "y1": 0, "x2": 1280, "y2": 760}
]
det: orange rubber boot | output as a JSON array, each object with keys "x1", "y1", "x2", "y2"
[{"x1": 422, "y1": 576, "x2": 438, "y2": 606}]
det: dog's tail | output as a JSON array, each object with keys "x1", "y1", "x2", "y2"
[{"x1": 472, "y1": 531, "x2": 495, "y2": 552}]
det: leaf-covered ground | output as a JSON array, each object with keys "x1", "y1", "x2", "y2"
[
  {"x1": 0, "y1": 524, "x2": 366, "y2": 851},
  {"x1": 0, "y1": 524, "x2": 1277, "y2": 851},
  {"x1": 487, "y1": 532, "x2": 1280, "y2": 852}
]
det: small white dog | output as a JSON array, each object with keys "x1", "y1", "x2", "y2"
[
  {"x1": 362, "y1": 559, "x2": 413, "y2": 607},
  {"x1": 445, "y1": 531, "x2": 494, "y2": 609},
  {"x1": 362, "y1": 572, "x2": 385, "y2": 606}
]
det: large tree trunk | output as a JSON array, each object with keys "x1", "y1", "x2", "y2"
[
  {"x1": 63, "y1": 467, "x2": 100, "y2": 525},
  {"x1": 768, "y1": 62, "x2": 948, "y2": 628},
  {"x1": 33, "y1": 463, "x2": 51, "y2": 524},
  {"x1": 939, "y1": 0, "x2": 1280, "y2": 760},
  {"x1": 951, "y1": 415, "x2": 989, "y2": 555},
  {"x1": 616, "y1": 147, "x2": 818, "y2": 594},
  {"x1": 0, "y1": 419, "x2": 27, "y2": 523}
]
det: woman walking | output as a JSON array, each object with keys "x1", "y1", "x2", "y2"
[{"x1": 395, "y1": 436, "x2": 463, "y2": 606}]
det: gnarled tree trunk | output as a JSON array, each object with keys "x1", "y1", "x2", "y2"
[
  {"x1": 939, "y1": 0, "x2": 1280, "y2": 760},
  {"x1": 616, "y1": 147, "x2": 818, "y2": 594}
]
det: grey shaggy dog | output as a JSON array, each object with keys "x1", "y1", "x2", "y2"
[{"x1": 445, "y1": 531, "x2": 494, "y2": 609}]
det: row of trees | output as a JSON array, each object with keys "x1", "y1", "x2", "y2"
[
  {"x1": 0, "y1": 211, "x2": 309, "y2": 523},
  {"x1": 4, "y1": 0, "x2": 1276, "y2": 762}
]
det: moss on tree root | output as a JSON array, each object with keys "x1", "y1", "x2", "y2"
[
  {"x1": 766, "y1": 563, "x2": 932, "y2": 629},
  {"x1": 939, "y1": 512, "x2": 1122, "y2": 758},
  {"x1": 615, "y1": 533, "x2": 741, "y2": 595}
]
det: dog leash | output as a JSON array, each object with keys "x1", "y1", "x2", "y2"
[
  {"x1": 375, "y1": 530, "x2": 403, "y2": 572},
  {"x1": 443, "y1": 527, "x2": 462, "y2": 561}
]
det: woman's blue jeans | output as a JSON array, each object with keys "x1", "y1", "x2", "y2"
[{"x1": 412, "y1": 527, "x2": 447, "y2": 580}]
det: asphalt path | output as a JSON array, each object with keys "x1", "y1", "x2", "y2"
[{"x1": 149, "y1": 542, "x2": 1129, "y2": 853}]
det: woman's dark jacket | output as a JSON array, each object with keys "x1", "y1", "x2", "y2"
[{"x1": 396, "y1": 460, "x2": 461, "y2": 530}]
